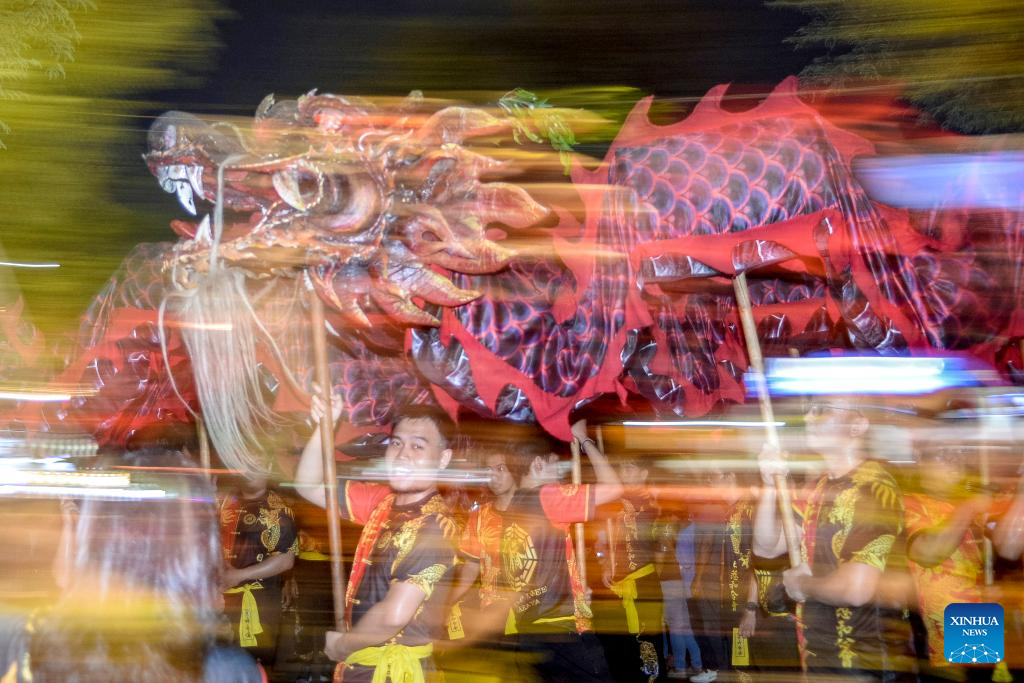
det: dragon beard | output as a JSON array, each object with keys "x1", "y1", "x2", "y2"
[{"x1": 170, "y1": 267, "x2": 279, "y2": 474}]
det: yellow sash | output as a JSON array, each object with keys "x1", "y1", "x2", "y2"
[
  {"x1": 345, "y1": 642, "x2": 433, "y2": 683},
  {"x1": 224, "y1": 581, "x2": 264, "y2": 647},
  {"x1": 610, "y1": 563, "x2": 656, "y2": 634},
  {"x1": 504, "y1": 608, "x2": 517, "y2": 636},
  {"x1": 298, "y1": 550, "x2": 331, "y2": 561}
]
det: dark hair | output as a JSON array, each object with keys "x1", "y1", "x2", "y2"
[
  {"x1": 505, "y1": 433, "x2": 562, "y2": 483},
  {"x1": 29, "y1": 447, "x2": 221, "y2": 682},
  {"x1": 392, "y1": 404, "x2": 457, "y2": 450}
]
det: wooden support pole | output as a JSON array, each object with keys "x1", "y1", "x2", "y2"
[
  {"x1": 733, "y1": 271, "x2": 802, "y2": 568},
  {"x1": 596, "y1": 427, "x2": 616, "y2": 580},
  {"x1": 979, "y1": 394, "x2": 995, "y2": 587},
  {"x1": 196, "y1": 417, "x2": 212, "y2": 482},
  {"x1": 570, "y1": 437, "x2": 588, "y2": 587},
  {"x1": 981, "y1": 443, "x2": 994, "y2": 587},
  {"x1": 310, "y1": 290, "x2": 348, "y2": 630}
]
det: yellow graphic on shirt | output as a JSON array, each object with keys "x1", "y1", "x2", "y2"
[
  {"x1": 501, "y1": 523, "x2": 538, "y2": 591},
  {"x1": 258, "y1": 508, "x2": 281, "y2": 552},
  {"x1": 390, "y1": 517, "x2": 427, "y2": 575},
  {"x1": 406, "y1": 563, "x2": 448, "y2": 599}
]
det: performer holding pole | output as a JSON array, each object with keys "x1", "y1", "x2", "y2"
[
  {"x1": 295, "y1": 390, "x2": 461, "y2": 683},
  {"x1": 458, "y1": 422, "x2": 622, "y2": 682},
  {"x1": 732, "y1": 271, "x2": 800, "y2": 568},
  {"x1": 309, "y1": 291, "x2": 348, "y2": 629}
]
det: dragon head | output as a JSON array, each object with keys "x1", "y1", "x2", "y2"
[{"x1": 145, "y1": 91, "x2": 552, "y2": 326}]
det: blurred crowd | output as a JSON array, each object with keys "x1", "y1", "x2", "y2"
[{"x1": 0, "y1": 391, "x2": 1022, "y2": 683}]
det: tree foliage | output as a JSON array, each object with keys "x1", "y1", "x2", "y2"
[
  {"x1": 0, "y1": 0, "x2": 94, "y2": 143},
  {"x1": 775, "y1": 0, "x2": 1024, "y2": 133},
  {"x1": 0, "y1": 1, "x2": 229, "y2": 337}
]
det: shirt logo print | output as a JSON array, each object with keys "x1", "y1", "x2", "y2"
[{"x1": 501, "y1": 523, "x2": 537, "y2": 591}]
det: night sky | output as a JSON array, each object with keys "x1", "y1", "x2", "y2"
[
  {"x1": 157, "y1": 0, "x2": 818, "y2": 115},
  {"x1": 134, "y1": 0, "x2": 821, "y2": 227}
]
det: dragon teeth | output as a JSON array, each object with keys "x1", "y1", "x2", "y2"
[
  {"x1": 176, "y1": 180, "x2": 197, "y2": 216},
  {"x1": 195, "y1": 214, "x2": 212, "y2": 243},
  {"x1": 187, "y1": 164, "x2": 204, "y2": 199}
]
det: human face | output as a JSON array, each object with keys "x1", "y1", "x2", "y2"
[
  {"x1": 385, "y1": 417, "x2": 452, "y2": 493},
  {"x1": 533, "y1": 454, "x2": 561, "y2": 485},
  {"x1": 619, "y1": 462, "x2": 648, "y2": 488},
  {"x1": 239, "y1": 474, "x2": 269, "y2": 498},
  {"x1": 804, "y1": 400, "x2": 865, "y2": 453},
  {"x1": 709, "y1": 470, "x2": 742, "y2": 505},
  {"x1": 921, "y1": 447, "x2": 966, "y2": 496},
  {"x1": 485, "y1": 452, "x2": 516, "y2": 496}
]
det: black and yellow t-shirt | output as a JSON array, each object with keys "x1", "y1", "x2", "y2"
[
  {"x1": 220, "y1": 489, "x2": 299, "y2": 587},
  {"x1": 608, "y1": 493, "x2": 658, "y2": 582},
  {"x1": 341, "y1": 482, "x2": 459, "y2": 647},
  {"x1": 461, "y1": 484, "x2": 594, "y2": 633},
  {"x1": 797, "y1": 460, "x2": 903, "y2": 672}
]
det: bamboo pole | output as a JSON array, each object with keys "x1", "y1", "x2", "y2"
[
  {"x1": 980, "y1": 443, "x2": 994, "y2": 586},
  {"x1": 733, "y1": 271, "x2": 802, "y2": 568},
  {"x1": 309, "y1": 290, "x2": 348, "y2": 629},
  {"x1": 196, "y1": 417, "x2": 212, "y2": 482},
  {"x1": 570, "y1": 437, "x2": 588, "y2": 587},
  {"x1": 596, "y1": 427, "x2": 616, "y2": 580}
]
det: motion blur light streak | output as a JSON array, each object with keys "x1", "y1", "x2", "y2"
[
  {"x1": 0, "y1": 392, "x2": 74, "y2": 402},
  {"x1": 0, "y1": 485, "x2": 168, "y2": 500},
  {"x1": 758, "y1": 357, "x2": 988, "y2": 396},
  {"x1": 0, "y1": 471, "x2": 130, "y2": 488},
  {"x1": 621, "y1": 420, "x2": 786, "y2": 428},
  {"x1": 0, "y1": 261, "x2": 61, "y2": 269},
  {"x1": 856, "y1": 152, "x2": 1024, "y2": 209}
]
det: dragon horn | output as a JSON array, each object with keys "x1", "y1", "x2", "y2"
[
  {"x1": 386, "y1": 260, "x2": 481, "y2": 307},
  {"x1": 416, "y1": 106, "x2": 510, "y2": 145},
  {"x1": 309, "y1": 267, "x2": 371, "y2": 327},
  {"x1": 369, "y1": 287, "x2": 441, "y2": 327},
  {"x1": 427, "y1": 239, "x2": 516, "y2": 274},
  {"x1": 458, "y1": 182, "x2": 549, "y2": 229}
]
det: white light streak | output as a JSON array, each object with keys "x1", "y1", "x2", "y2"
[
  {"x1": 0, "y1": 392, "x2": 72, "y2": 402},
  {"x1": 621, "y1": 420, "x2": 786, "y2": 428},
  {"x1": 0, "y1": 485, "x2": 168, "y2": 499},
  {"x1": 0, "y1": 261, "x2": 60, "y2": 269}
]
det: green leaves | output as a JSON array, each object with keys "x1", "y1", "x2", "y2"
[
  {"x1": 776, "y1": 0, "x2": 1024, "y2": 133},
  {"x1": 499, "y1": 88, "x2": 579, "y2": 174}
]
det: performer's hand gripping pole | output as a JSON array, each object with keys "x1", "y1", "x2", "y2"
[
  {"x1": 733, "y1": 271, "x2": 802, "y2": 569},
  {"x1": 310, "y1": 290, "x2": 348, "y2": 630}
]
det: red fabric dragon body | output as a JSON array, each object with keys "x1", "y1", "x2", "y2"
[{"x1": 9, "y1": 78, "x2": 1022, "y2": 460}]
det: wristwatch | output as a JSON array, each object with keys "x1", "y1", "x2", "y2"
[{"x1": 744, "y1": 602, "x2": 758, "y2": 612}]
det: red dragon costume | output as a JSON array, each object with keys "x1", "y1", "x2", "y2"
[{"x1": 8, "y1": 78, "x2": 1022, "y2": 470}]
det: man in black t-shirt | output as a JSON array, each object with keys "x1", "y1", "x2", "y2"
[
  {"x1": 295, "y1": 400, "x2": 460, "y2": 683},
  {"x1": 220, "y1": 474, "x2": 299, "y2": 667},
  {"x1": 597, "y1": 455, "x2": 663, "y2": 682},
  {"x1": 459, "y1": 421, "x2": 623, "y2": 682},
  {"x1": 754, "y1": 399, "x2": 908, "y2": 681}
]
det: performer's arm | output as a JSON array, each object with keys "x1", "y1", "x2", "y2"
[
  {"x1": 753, "y1": 480, "x2": 787, "y2": 560},
  {"x1": 784, "y1": 561, "x2": 881, "y2": 608},
  {"x1": 449, "y1": 559, "x2": 481, "y2": 604},
  {"x1": 295, "y1": 390, "x2": 341, "y2": 509},
  {"x1": 738, "y1": 574, "x2": 758, "y2": 637},
  {"x1": 571, "y1": 419, "x2": 623, "y2": 506},
  {"x1": 993, "y1": 478, "x2": 1024, "y2": 560},
  {"x1": 785, "y1": 473, "x2": 899, "y2": 608},
  {"x1": 324, "y1": 581, "x2": 429, "y2": 661},
  {"x1": 909, "y1": 495, "x2": 989, "y2": 568},
  {"x1": 224, "y1": 551, "x2": 296, "y2": 589}
]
